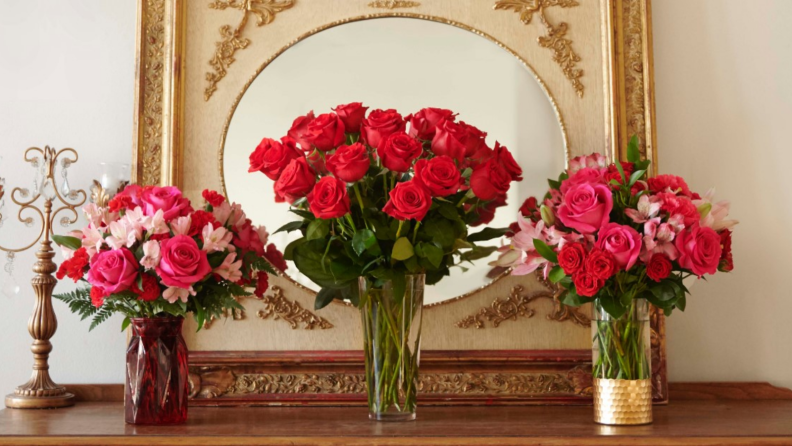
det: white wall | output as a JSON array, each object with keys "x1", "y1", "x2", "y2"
[{"x1": 0, "y1": 0, "x2": 790, "y2": 391}]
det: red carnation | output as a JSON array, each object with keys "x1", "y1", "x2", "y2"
[
  {"x1": 108, "y1": 194, "x2": 133, "y2": 213},
  {"x1": 573, "y1": 271, "x2": 604, "y2": 298},
  {"x1": 202, "y1": 189, "x2": 225, "y2": 207},
  {"x1": 648, "y1": 174, "x2": 693, "y2": 197},
  {"x1": 131, "y1": 274, "x2": 161, "y2": 302},
  {"x1": 254, "y1": 271, "x2": 269, "y2": 298},
  {"x1": 56, "y1": 247, "x2": 90, "y2": 282},
  {"x1": 646, "y1": 253, "x2": 673, "y2": 282},
  {"x1": 189, "y1": 210, "x2": 220, "y2": 237},
  {"x1": 558, "y1": 243, "x2": 587, "y2": 275},
  {"x1": 264, "y1": 244, "x2": 288, "y2": 272},
  {"x1": 90, "y1": 286, "x2": 107, "y2": 308},
  {"x1": 585, "y1": 248, "x2": 618, "y2": 281}
]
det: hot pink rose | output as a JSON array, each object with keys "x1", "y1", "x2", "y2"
[
  {"x1": 140, "y1": 186, "x2": 193, "y2": 222},
  {"x1": 595, "y1": 223, "x2": 642, "y2": 271},
  {"x1": 675, "y1": 224, "x2": 722, "y2": 276},
  {"x1": 560, "y1": 168, "x2": 607, "y2": 194},
  {"x1": 556, "y1": 183, "x2": 613, "y2": 234},
  {"x1": 156, "y1": 235, "x2": 212, "y2": 290},
  {"x1": 86, "y1": 248, "x2": 139, "y2": 295}
]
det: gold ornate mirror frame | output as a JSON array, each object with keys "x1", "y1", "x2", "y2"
[{"x1": 132, "y1": 0, "x2": 664, "y2": 406}]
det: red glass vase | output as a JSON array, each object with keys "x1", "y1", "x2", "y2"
[{"x1": 125, "y1": 316, "x2": 188, "y2": 425}]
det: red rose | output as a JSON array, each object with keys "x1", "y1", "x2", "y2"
[
  {"x1": 306, "y1": 113, "x2": 345, "y2": 152},
  {"x1": 407, "y1": 107, "x2": 456, "y2": 140},
  {"x1": 457, "y1": 121, "x2": 488, "y2": 157},
  {"x1": 333, "y1": 102, "x2": 368, "y2": 133},
  {"x1": 156, "y1": 235, "x2": 212, "y2": 290},
  {"x1": 131, "y1": 274, "x2": 161, "y2": 302},
  {"x1": 675, "y1": 224, "x2": 722, "y2": 276},
  {"x1": 140, "y1": 186, "x2": 193, "y2": 221},
  {"x1": 264, "y1": 244, "x2": 288, "y2": 272},
  {"x1": 718, "y1": 229, "x2": 733, "y2": 272},
  {"x1": 558, "y1": 242, "x2": 587, "y2": 275},
  {"x1": 646, "y1": 253, "x2": 672, "y2": 282},
  {"x1": 648, "y1": 174, "x2": 693, "y2": 197},
  {"x1": 414, "y1": 156, "x2": 461, "y2": 197},
  {"x1": 470, "y1": 193, "x2": 506, "y2": 227},
  {"x1": 383, "y1": 180, "x2": 432, "y2": 221},
  {"x1": 431, "y1": 120, "x2": 468, "y2": 161},
  {"x1": 249, "y1": 138, "x2": 301, "y2": 180},
  {"x1": 287, "y1": 111, "x2": 315, "y2": 152},
  {"x1": 326, "y1": 142, "x2": 370, "y2": 183},
  {"x1": 585, "y1": 248, "x2": 618, "y2": 280},
  {"x1": 233, "y1": 219, "x2": 266, "y2": 256},
  {"x1": 308, "y1": 176, "x2": 351, "y2": 219},
  {"x1": 604, "y1": 162, "x2": 634, "y2": 189},
  {"x1": 56, "y1": 247, "x2": 89, "y2": 282},
  {"x1": 470, "y1": 159, "x2": 511, "y2": 201},
  {"x1": 90, "y1": 286, "x2": 107, "y2": 308},
  {"x1": 188, "y1": 210, "x2": 220, "y2": 237},
  {"x1": 378, "y1": 133, "x2": 423, "y2": 172},
  {"x1": 361, "y1": 109, "x2": 405, "y2": 149},
  {"x1": 494, "y1": 142, "x2": 522, "y2": 181},
  {"x1": 519, "y1": 197, "x2": 539, "y2": 217},
  {"x1": 595, "y1": 223, "x2": 642, "y2": 271},
  {"x1": 254, "y1": 271, "x2": 269, "y2": 298},
  {"x1": 467, "y1": 144, "x2": 494, "y2": 168},
  {"x1": 573, "y1": 271, "x2": 604, "y2": 297},
  {"x1": 506, "y1": 221, "x2": 521, "y2": 238},
  {"x1": 202, "y1": 189, "x2": 225, "y2": 207},
  {"x1": 274, "y1": 158, "x2": 317, "y2": 204}
]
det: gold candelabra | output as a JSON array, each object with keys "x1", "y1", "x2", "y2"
[{"x1": 1, "y1": 146, "x2": 86, "y2": 409}]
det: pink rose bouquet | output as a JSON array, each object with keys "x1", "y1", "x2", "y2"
[{"x1": 52, "y1": 186, "x2": 282, "y2": 330}]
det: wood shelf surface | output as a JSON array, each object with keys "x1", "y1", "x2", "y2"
[{"x1": 2, "y1": 399, "x2": 792, "y2": 445}]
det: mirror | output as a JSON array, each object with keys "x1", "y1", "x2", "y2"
[{"x1": 223, "y1": 17, "x2": 565, "y2": 305}]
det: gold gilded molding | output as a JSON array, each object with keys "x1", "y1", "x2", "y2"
[
  {"x1": 367, "y1": 0, "x2": 421, "y2": 8},
  {"x1": 205, "y1": 0, "x2": 295, "y2": 101},
  {"x1": 456, "y1": 284, "x2": 590, "y2": 329},
  {"x1": 256, "y1": 286, "x2": 334, "y2": 329},
  {"x1": 494, "y1": 0, "x2": 584, "y2": 97}
]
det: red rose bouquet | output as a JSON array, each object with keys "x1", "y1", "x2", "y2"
[
  {"x1": 494, "y1": 137, "x2": 737, "y2": 382},
  {"x1": 52, "y1": 185, "x2": 279, "y2": 330}
]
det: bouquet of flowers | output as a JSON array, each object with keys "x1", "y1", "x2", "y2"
[
  {"x1": 249, "y1": 103, "x2": 523, "y2": 309},
  {"x1": 494, "y1": 137, "x2": 736, "y2": 380},
  {"x1": 52, "y1": 185, "x2": 281, "y2": 330}
]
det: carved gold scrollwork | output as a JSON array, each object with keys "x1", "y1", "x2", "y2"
[
  {"x1": 205, "y1": 0, "x2": 296, "y2": 101},
  {"x1": 137, "y1": 0, "x2": 166, "y2": 186},
  {"x1": 256, "y1": 286, "x2": 334, "y2": 330},
  {"x1": 623, "y1": 0, "x2": 648, "y2": 158},
  {"x1": 367, "y1": 0, "x2": 421, "y2": 8},
  {"x1": 494, "y1": 0, "x2": 584, "y2": 97}
]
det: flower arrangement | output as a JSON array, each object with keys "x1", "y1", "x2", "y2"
[
  {"x1": 249, "y1": 103, "x2": 523, "y2": 308},
  {"x1": 494, "y1": 137, "x2": 736, "y2": 380},
  {"x1": 52, "y1": 186, "x2": 281, "y2": 330}
]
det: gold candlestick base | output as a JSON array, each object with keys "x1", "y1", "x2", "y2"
[{"x1": 593, "y1": 378, "x2": 653, "y2": 425}]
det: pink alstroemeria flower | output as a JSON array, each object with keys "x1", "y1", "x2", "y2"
[
  {"x1": 140, "y1": 240, "x2": 161, "y2": 270},
  {"x1": 568, "y1": 153, "x2": 608, "y2": 175},
  {"x1": 202, "y1": 223, "x2": 233, "y2": 252},
  {"x1": 170, "y1": 215, "x2": 192, "y2": 236},
  {"x1": 694, "y1": 188, "x2": 739, "y2": 231},
  {"x1": 625, "y1": 194, "x2": 662, "y2": 223},
  {"x1": 163, "y1": 286, "x2": 192, "y2": 304},
  {"x1": 214, "y1": 253, "x2": 243, "y2": 282},
  {"x1": 641, "y1": 218, "x2": 679, "y2": 262}
]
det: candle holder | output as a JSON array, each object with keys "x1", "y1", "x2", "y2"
[{"x1": 1, "y1": 146, "x2": 86, "y2": 409}]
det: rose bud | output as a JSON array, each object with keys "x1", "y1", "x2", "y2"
[
  {"x1": 383, "y1": 180, "x2": 432, "y2": 221},
  {"x1": 470, "y1": 159, "x2": 511, "y2": 201},
  {"x1": 361, "y1": 109, "x2": 405, "y2": 150},
  {"x1": 248, "y1": 137, "x2": 303, "y2": 181},
  {"x1": 406, "y1": 107, "x2": 456, "y2": 140},
  {"x1": 378, "y1": 133, "x2": 423, "y2": 173},
  {"x1": 326, "y1": 142, "x2": 371, "y2": 183},
  {"x1": 273, "y1": 157, "x2": 317, "y2": 204},
  {"x1": 333, "y1": 102, "x2": 368, "y2": 133},
  {"x1": 308, "y1": 176, "x2": 351, "y2": 220},
  {"x1": 540, "y1": 204, "x2": 555, "y2": 226},
  {"x1": 287, "y1": 110, "x2": 315, "y2": 152},
  {"x1": 306, "y1": 112, "x2": 345, "y2": 152}
]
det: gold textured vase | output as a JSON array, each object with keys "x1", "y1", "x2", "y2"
[{"x1": 593, "y1": 378, "x2": 653, "y2": 425}]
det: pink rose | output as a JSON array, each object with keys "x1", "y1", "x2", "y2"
[
  {"x1": 675, "y1": 224, "x2": 722, "y2": 276},
  {"x1": 595, "y1": 223, "x2": 642, "y2": 271},
  {"x1": 556, "y1": 183, "x2": 613, "y2": 234},
  {"x1": 560, "y1": 168, "x2": 607, "y2": 194},
  {"x1": 86, "y1": 248, "x2": 139, "y2": 295},
  {"x1": 156, "y1": 235, "x2": 212, "y2": 290},
  {"x1": 140, "y1": 186, "x2": 193, "y2": 222}
]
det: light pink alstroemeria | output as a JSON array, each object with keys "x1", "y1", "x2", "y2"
[
  {"x1": 202, "y1": 223, "x2": 233, "y2": 252},
  {"x1": 255, "y1": 225, "x2": 270, "y2": 247},
  {"x1": 228, "y1": 203, "x2": 247, "y2": 230},
  {"x1": 640, "y1": 218, "x2": 679, "y2": 262},
  {"x1": 511, "y1": 216, "x2": 546, "y2": 252},
  {"x1": 140, "y1": 208, "x2": 169, "y2": 235},
  {"x1": 170, "y1": 215, "x2": 192, "y2": 236},
  {"x1": 140, "y1": 240, "x2": 161, "y2": 270},
  {"x1": 625, "y1": 194, "x2": 662, "y2": 223},
  {"x1": 212, "y1": 202, "x2": 232, "y2": 226},
  {"x1": 512, "y1": 252, "x2": 548, "y2": 276},
  {"x1": 490, "y1": 247, "x2": 522, "y2": 268},
  {"x1": 568, "y1": 153, "x2": 608, "y2": 175},
  {"x1": 694, "y1": 188, "x2": 739, "y2": 231},
  {"x1": 106, "y1": 220, "x2": 140, "y2": 249},
  {"x1": 163, "y1": 286, "x2": 192, "y2": 304},
  {"x1": 81, "y1": 226, "x2": 104, "y2": 258},
  {"x1": 82, "y1": 203, "x2": 112, "y2": 230},
  {"x1": 214, "y1": 253, "x2": 243, "y2": 282}
]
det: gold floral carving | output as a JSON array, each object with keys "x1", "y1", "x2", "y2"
[
  {"x1": 205, "y1": 0, "x2": 295, "y2": 101},
  {"x1": 493, "y1": 0, "x2": 584, "y2": 97},
  {"x1": 623, "y1": 0, "x2": 648, "y2": 158},
  {"x1": 455, "y1": 283, "x2": 590, "y2": 329},
  {"x1": 419, "y1": 372, "x2": 580, "y2": 395},
  {"x1": 136, "y1": 0, "x2": 166, "y2": 186},
  {"x1": 367, "y1": 0, "x2": 421, "y2": 8},
  {"x1": 256, "y1": 286, "x2": 334, "y2": 330}
]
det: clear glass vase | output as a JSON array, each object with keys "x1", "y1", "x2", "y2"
[
  {"x1": 360, "y1": 274, "x2": 425, "y2": 421},
  {"x1": 125, "y1": 316, "x2": 189, "y2": 425},
  {"x1": 592, "y1": 298, "x2": 653, "y2": 425}
]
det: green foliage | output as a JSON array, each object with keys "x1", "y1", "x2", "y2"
[{"x1": 52, "y1": 235, "x2": 82, "y2": 251}]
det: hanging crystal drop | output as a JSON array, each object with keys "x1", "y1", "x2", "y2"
[
  {"x1": 39, "y1": 177, "x2": 56, "y2": 201},
  {"x1": 31, "y1": 157, "x2": 40, "y2": 194},
  {"x1": 2, "y1": 252, "x2": 20, "y2": 298},
  {"x1": 61, "y1": 167, "x2": 71, "y2": 197}
]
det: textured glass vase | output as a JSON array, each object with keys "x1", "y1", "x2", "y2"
[
  {"x1": 592, "y1": 298, "x2": 652, "y2": 425},
  {"x1": 125, "y1": 316, "x2": 188, "y2": 425},
  {"x1": 360, "y1": 274, "x2": 425, "y2": 421}
]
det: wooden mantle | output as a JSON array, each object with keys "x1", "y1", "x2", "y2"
[{"x1": 1, "y1": 383, "x2": 791, "y2": 445}]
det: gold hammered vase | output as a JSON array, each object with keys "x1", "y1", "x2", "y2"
[{"x1": 593, "y1": 378, "x2": 653, "y2": 425}]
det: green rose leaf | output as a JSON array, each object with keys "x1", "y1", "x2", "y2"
[
  {"x1": 391, "y1": 237, "x2": 414, "y2": 261},
  {"x1": 352, "y1": 229, "x2": 377, "y2": 256},
  {"x1": 467, "y1": 227, "x2": 508, "y2": 243},
  {"x1": 52, "y1": 235, "x2": 82, "y2": 251},
  {"x1": 533, "y1": 239, "x2": 558, "y2": 263},
  {"x1": 420, "y1": 243, "x2": 444, "y2": 268},
  {"x1": 627, "y1": 135, "x2": 641, "y2": 163},
  {"x1": 306, "y1": 219, "x2": 330, "y2": 241},
  {"x1": 274, "y1": 220, "x2": 305, "y2": 234},
  {"x1": 548, "y1": 265, "x2": 566, "y2": 284}
]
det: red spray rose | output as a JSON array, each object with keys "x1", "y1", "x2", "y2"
[
  {"x1": 558, "y1": 242, "x2": 587, "y2": 275},
  {"x1": 156, "y1": 235, "x2": 212, "y2": 290},
  {"x1": 719, "y1": 229, "x2": 734, "y2": 272},
  {"x1": 407, "y1": 107, "x2": 456, "y2": 140},
  {"x1": 519, "y1": 197, "x2": 539, "y2": 218},
  {"x1": 333, "y1": 102, "x2": 368, "y2": 133},
  {"x1": 494, "y1": 142, "x2": 522, "y2": 181},
  {"x1": 675, "y1": 224, "x2": 722, "y2": 276},
  {"x1": 56, "y1": 247, "x2": 89, "y2": 282},
  {"x1": 274, "y1": 158, "x2": 317, "y2": 203},
  {"x1": 378, "y1": 133, "x2": 423, "y2": 173},
  {"x1": 430, "y1": 120, "x2": 468, "y2": 162},
  {"x1": 383, "y1": 180, "x2": 432, "y2": 221},
  {"x1": 470, "y1": 159, "x2": 511, "y2": 201},
  {"x1": 414, "y1": 156, "x2": 461, "y2": 197},
  {"x1": 326, "y1": 142, "x2": 370, "y2": 183},
  {"x1": 308, "y1": 176, "x2": 351, "y2": 219},
  {"x1": 287, "y1": 111, "x2": 315, "y2": 152},
  {"x1": 202, "y1": 189, "x2": 225, "y2": 207},
  {"x1": 361, "y1": 109, "x2": 405, "y2": 149},
  {"x1": 306, "y1": 113, "x2": 345, "y2": 152},
  {"x1": 131, "y1": 274, "x2": 161, "y2": 302},
  {"x1": 646, "y1": 253, "x2": 673, "y2": 282},
  {"x1": 573, "y1": 271, "x2": 604, "y2": 297},
  {"x1": 254, "y1": 270, "x2": 269, "y2": 298},
  {"x1": 585, "y1": 248, "x2": 618, "y2": 280}
]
